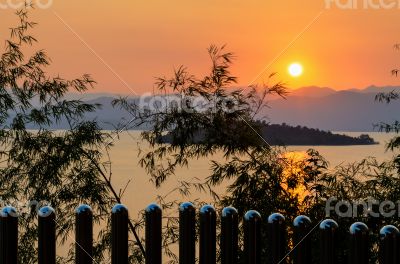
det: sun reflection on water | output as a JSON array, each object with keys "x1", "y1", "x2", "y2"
[{"x1": 281, "y1": 151, "x2": 310, "y2": 207}]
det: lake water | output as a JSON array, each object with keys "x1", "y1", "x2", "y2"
[
  {"x1": 107, "y1": 131, "x2": 397, "y2": 216},
  {"x1": 56, "y1": 130, "x2": 397, "y2": 259}
]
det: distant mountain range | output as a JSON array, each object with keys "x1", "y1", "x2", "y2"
[
  {"x1": 27, "y1": 85, "x2": 400, "y2": 132},
  {"x1": 266, "y1": 85, "x2": 400, "y2": 132}
]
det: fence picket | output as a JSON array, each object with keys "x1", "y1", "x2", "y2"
[
  {"x1": 244, "y1": 210, "x2": 262, "y2": 264},
  {"x1": 293, "y1": 215, "x2": 312, "y2": 264},
  {"x1": 319, "y1": 219, "x2": 338, "y2": 264},
  {"x1": 380, "y1": 225, "x2": 400, "y2": 264},
  {"x1": 221, "y1": 207, "x2": 239, "y2": 264},
  {"x1": 0, "y1": 206, "x2": 18, "y2": 264},
  {"x1": 38, "y1": 206, "x2": 56, "y2": 264},
  {"x1": 179, "y1": 202, "x2": 196, "y2": 264},
  {"x1": 145, "y1": 204, "x2": 162, "y2": 264},
  {"x1": 0, "y1": 204, "x2": 399, "y2": 263},
  {"x1": 111, "y1": 204, "x2": 129, "y2": 264},
  {"x1": 268, "y1": 213, "x2": 287, "y2": 264},
  {"x1": 349, "y1": 222, "x2": 369, "y2": 264},
  {"x1": 75, "y1": 204, "x2": 93, "y2": 264},
  {"x1": 199, "y1": 205, "x2": 216, "y2": 264}
]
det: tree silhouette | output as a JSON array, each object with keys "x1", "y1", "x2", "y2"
[{"x1": 0, "y1": 7, "x2": 145, "y2": 263}]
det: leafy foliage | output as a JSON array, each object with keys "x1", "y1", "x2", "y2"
[
  {"x1": 114, "y1": 42, "x2": 400, "y2": 263},
  {"x1": 0, "y1": 7, "x2": 146, "y2": 263},
  {"x1": 374, "y1": 43, "x2": 400, "y2": 167},
  {"x1": 113, "y1": 45, "x2": 288, "y2": 187}
]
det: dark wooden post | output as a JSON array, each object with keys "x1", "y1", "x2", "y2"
[
  {"x1": 380, "y1": 225, "x2": 400, "y2": 264},
  {"x1": 244, "y1": 210, "x2": 262, "y2": 264},
  {"x1": 179, "y1": 202, "x2": 196, "y2": 264},
  {"x1": 38, "y1": 206, "x2": 56, "y2": 264},
  {"x1": 111, "y1": 204, "x2": 129, "y2": 264},
  {"x1": 221, "y1": 207, "x2": 239, "y2": 264},
  {"x1": 75, "y1": 204, "x2": 93, "y2": 264},
  {"x1": 145, "y1": 203, "x2": 162, "y2": 264},
  {"x1": 199, "y1": 205, "x2": 216, "y2": 264},
  {"x1": 0, "y1": 206, "x2": 18, "y2": 264},
  {"x1": 293, "y1": 215, "x2": 312, "y2": 264},
  {"x1": 268, "y1": 213, "x2": 287, "y2": 264},
  {"x1": 319, "y1": 219, "x2": 338, "y2": 264},
  {"x1": 349, "y1": 222, "x2": 369, "y2": 264}
]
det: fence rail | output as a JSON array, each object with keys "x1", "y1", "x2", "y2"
[{"x1": 0, "y1": 203, "x2": 399, "y2": 264}]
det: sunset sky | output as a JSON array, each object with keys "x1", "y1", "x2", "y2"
[{"x1": 2, "y1": 0, "x2": 400, "y2": 95}]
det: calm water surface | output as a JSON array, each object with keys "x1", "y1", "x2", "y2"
[
  {"x1": 57, "y1": 131, "x2": 396, "y2": 258},
  {"x1": 108, "y1": 131, "x2": 396, "y2": 215}
]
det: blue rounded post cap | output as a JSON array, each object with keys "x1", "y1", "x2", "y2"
[
  {"x1": 293, "y1": 215, "x2": 311, "y2": 227},
  {"x1": 222, "y1": 207, "x2": 238, "y2": 218},
  {"x1": 319, "y1": 219, "x2": 339, "y2": 230},
  {"x1": 0, "y1": 206, "x2": 18, "y2": 218},
  {"x1": 268, "y1": 213, "x2": 285, "y2": 224},
  {"x1": 349, "y1": 222, "x2": 368, "y2": 235},
  {"x1": 145, "y1": 203, "x2": 162, "y2": 213},
  {"x1": 112, "y1": 203, "x2": 128, "y2": 214},
  {"x1": 38, "y1": 206, "x2": 55, "y2": 217},
  {"x1": 380, "y1": 225, "x2": 400, "y2": 239},
  {"x1": 200, "y1": 204, "x2": 216, "y2": 214},
  {"x1": 179, "y1": 202, "x2": 195, "y2": 212},
  {"x1": 76, "y1": 204, "x2": 92, "y2": 214},
  {"x1": 244, "y1": 210, "x2": 261, "y2": 221}
]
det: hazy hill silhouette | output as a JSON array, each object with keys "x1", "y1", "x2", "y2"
[
  {"x1": 266, "y1": 86, "x2": 400, "y2": 131},
  {"x1": 289, "y1": 86, "x2": 336, "y2": 98},
  {"x1": 24, "y1": 85, "x2": 400, "y2": 132}
]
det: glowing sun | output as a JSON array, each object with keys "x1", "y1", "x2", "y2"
[{"x1": 288, "y1": 63, "x2": 303, "y2": 77}]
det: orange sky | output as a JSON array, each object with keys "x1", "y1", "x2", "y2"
[{"x1": 2, "y1": 0, "x2": 400, "y2": 95}]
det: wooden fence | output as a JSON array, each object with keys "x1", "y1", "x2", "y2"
[{"x1": 0, "y1": 203, "x2": 398, "y2": 263}]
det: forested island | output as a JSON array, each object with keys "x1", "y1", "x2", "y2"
[
  {"x1": 260, "y1": 123, "x2": 377, "y2": 146},
  {"x1": 160, "y1": 122, "x2": 377, "y2": 146}
]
